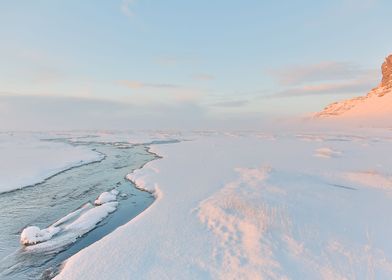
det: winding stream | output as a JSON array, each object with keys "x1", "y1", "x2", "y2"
[{"x1": 0, "y1": 139, "x2": 157, "y2": 279}]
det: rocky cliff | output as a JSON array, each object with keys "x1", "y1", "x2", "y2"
[{"x1": 381, "y1": 55, "x2": 392, "y2": 88}]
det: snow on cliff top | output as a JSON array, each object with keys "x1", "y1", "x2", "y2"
[{"x1": 315, "y1": 54, "x2": 392, "y2": 121}]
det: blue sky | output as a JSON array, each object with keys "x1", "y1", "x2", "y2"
[{"x1": 1, "y1": 0, "x2": 391, "y2": 130}]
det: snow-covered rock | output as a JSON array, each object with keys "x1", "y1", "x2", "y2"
[
  {"x1": 63, "y1": 202, "x2": 118, "y2": 232},
  {"x1": 21, "y1": 201, "x2": 118, "y2": 249},
  {"x1": 315, "y1": 54, "x2": 392, "y2": 120},
  {"x1": 94, "y1": 189, "x2": 119, "y2": 205},
  {"x1": 20, "y1": 226, "x2": 60, "y2": 245}
]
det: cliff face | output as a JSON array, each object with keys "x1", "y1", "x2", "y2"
[
  {"x1": 315, "y1": 55, "x2": 392, "y2": 118},
  {"x1": 381, "y1": 55, "x2": 392, "y2": 88}
]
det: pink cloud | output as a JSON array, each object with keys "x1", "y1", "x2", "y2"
[
  {"x1": 118, "y1": 80, "x2": 182, "y2": 89},
  {"x1": 269, "y1": 61, "x2": 371, "y2": 86},
  {"x1": 273, "y1": 78, "x2": 377, "y2": 97}
]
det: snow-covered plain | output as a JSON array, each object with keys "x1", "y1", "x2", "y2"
[
  {"x1": 0, "y1": 133, "x2": 103, "y2": 193},
  {"x1": 55, "y1": 129, "x2": 392, "y2": 279}
]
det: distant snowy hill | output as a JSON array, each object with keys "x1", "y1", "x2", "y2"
[{"x1": 315, "y1": 55, "x2": 392, "y2": 120}]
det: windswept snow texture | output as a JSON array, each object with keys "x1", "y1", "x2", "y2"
[
  {"x1": 56, "y1": 131, "x2": 392, "y2": 279},
  {"x1": 0, "y1": 133, "x2": 102, "y2": 193},
  {"x1": 344, "y1": 171, "x2": 392, "y2": 191}
]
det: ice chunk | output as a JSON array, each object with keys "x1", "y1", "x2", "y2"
[
  {"x1": 110, "y1": 189, "x2": 119, "y2": 196},
  {"x1": 94, "y1": 189, "x2": 118, "y2": 205},
  {"x1": 21, "y1": 202, "x2": 119, "y2": 250},
  {"x1": 52, "y1": 203, "x2": 93, "y2": 227},
  {"x1": 64, "y1": 202, "x2": 118, "y2": 232},
  {"x1": 20, "y1": 226, "x2": 60, "y2": 245}
]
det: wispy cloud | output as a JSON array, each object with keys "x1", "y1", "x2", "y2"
[
  {"x1": 269, "y1": 61, "x2": 368, "y2": 86},
  {"x1": 266, "y1": 60, "x2": 379, "y2": 98},
  {"x1": 192, "y1": 74, "x2": 215, "y2": 81},
  {"x1": 30, "y1": 66, "x2": 67, "y2": 84},
  {"x1": 154, "y1": 54, "x2": 202, "y2": 67},
  {"x1": 2, "y1": 47, "x2": 72, "y2": 85},
  {"x1": 155, "y1": 56, "x2": 179, "y2": 66},
  {"x1": 117, "y1": 80, "x2": 205, "y2": 105},
  {"x1": 118, "y1": 80, "x2": 182, "y2": 90},
  {"x1": 272, "y1": 78, "x2": 376, "y2": 98},
  {"x1": 121, "y1": 0, "x2": 136, "y2": 18},
  {"x1": 341, "y1": 0, "x2": 378, "y2": 12},
  {"x1": 210, "y1": 100, "x2": 249, "y2": 107}
]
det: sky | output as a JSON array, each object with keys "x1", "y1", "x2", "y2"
[{"x1": 0, "y1": 0, "x2": 391, "y2": 130}]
